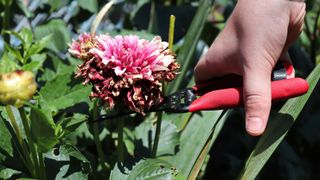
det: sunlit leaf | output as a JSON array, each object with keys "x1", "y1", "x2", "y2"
[
  {"x1": 42, "y1": 0, "x2": 68, "y2": 12},
  {"x1": 57, "y1": 113, "x2": 88, "y2": 138},
  {"x1": 16, "y1": 0, "x2": 33, "y2": 18},
  {"x1": 134, "y1": 120, "x2": 180, "y2": 156},
  {"x1": 167, "y1": 110, "x2": 229, "y2": 178},
  {"x1": 127, "y1": 159, "x2": 179, "y2": 180},
  {"x1": 24, "y1": 35, "x2": 51, "y2": 61},
  {"x1": 0, "y1": 165, "x2": 22, "y2": 179},
  {"x1": 34, "y1": 20, "x2": 71, "y2": 53},
  {"x1": 110, "y1": 162, "x2": 133, "y2": 180},
  {"x1": 39, "y1": 73, "x2": 91, "y2": 113},
  {"x1": 22, "y1": 53, "x2": 46, "y2": 73},
  {"x1": 44, "y1": 144, "x2": 90, "y2": 179},
  {"x1": 4, "y1": 43, "x2": 24, "y2": 63},
  {"x1": 78, "y1": 0, "x2": 98, "y2": 13},
  {"x1": 39, "y1": 55, "x2": 78, "y2": 82},
  {"x1": 0, "y1": 52, "x2": 20, "y2": 73},
  {"x1": 0, "y1": 112, "x2": 14, "y2": 160},
  {"x1": 30, "y1": 107, "x2": 58, "y2": 153},
  {"x1": 123, "y1": 127, "x2": 136, "y2": 156}
]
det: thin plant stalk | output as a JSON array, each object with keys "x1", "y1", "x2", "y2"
[
  {"x1": 151, "y1": 112, "x2": 163, "y2": 157},
  {"x1": 2, "y1": 0, "x2": 11, "y2": 43},
  {"x1": 92, "y1": 99, "x2": 108, "y2": 171},
  {"x1": 18, "y1": 107, "x2": 41, "y2": 178},
  {"x1": 151, "y1": 15, "x2": 175, "y2": 157},
  {"x1": 168, "y1": 15, "x2": 176, "y2": 51},
  {"x1": 38, "y1": 152, "x2": 46, "y2": 180},
  {"x1": 5, "y1": 106, "x2": 23, "y2": 144},
  {"x1": 148, "y1": 0, "x2": 157, "y2": 33},
  {"x1": 117, "y1": 118, "x2": 124, "y2": 162},
  {"x1": 5, "y1": 106, "x2": 35, "y2": 177},
  {"x1": 91, "y1": 1, "x2": 114, "y2": 35}
]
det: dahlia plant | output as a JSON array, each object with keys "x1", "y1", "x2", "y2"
[{"x1": 69, "y1": 33, "x2": 180, "y2": 114}]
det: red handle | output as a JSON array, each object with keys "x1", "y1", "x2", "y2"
[{"x1": 188, "y1": 78, "x2": 309, "y2": 112}]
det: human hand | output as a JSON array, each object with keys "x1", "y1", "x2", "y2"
[{"x1": 194, "y1": 0, "x2": 306, "y2": 136}]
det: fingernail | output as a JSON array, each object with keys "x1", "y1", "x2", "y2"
[{"x1": 246, "y1": 117, "x2": 263, "y2": 135}]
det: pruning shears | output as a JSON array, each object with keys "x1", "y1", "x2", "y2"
[{"x1": 99, "y1": 62, "x2": 309, "y2": 120}]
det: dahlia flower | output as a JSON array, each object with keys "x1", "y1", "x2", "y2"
[{"x1": 69, "y1": 34, "x2": 180, "y2": 114}]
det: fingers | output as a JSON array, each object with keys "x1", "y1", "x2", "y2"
[
  {"x1": 194, "y1": 32, "x2": 240, "y2": 83},
  {"x1": 279, "y1": 52, "x2": 295, "y2": 78},
  {"x1": 283, "y1": 1, "x2": 305, "y2": 52},
  {"x1": 243, "y1": 65, "x2": 272, "y2": 136}
]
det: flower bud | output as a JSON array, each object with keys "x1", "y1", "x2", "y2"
[{"x1": 0, "y1": 70, "x2": 37, "y2": 107}]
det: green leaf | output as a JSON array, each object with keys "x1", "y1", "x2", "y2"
[
  {"x1": 127, "y1": 159, "x2": 179, "y2": 180},
  {"x1": 123, "y1": 127, "x2": 136, "y2": 156},
  {"x1": 19, "y1": 28, "x2": 33, "y2": 51},
  {"x1": 42, "y1": 0, "x2": 68, "y2": 12},
  {"x1": 167, "y1": 110, "x2": 229, "y2": 178},
  {"x1": 0, "y1": 52, "x2": 20, "y2": 73},
  {"x1": 24, "y1": 35, "x2": 51, "y2": 61},
  {"x1": 3, "y1": 30, "x2": 27, "y2": 51},
  {"x1": 0, "y1": 0, "x2": 12, "y2": 5},
  {"x1": 39, "y1": 55, "x2": 78, "y2": 82},
  {"x1": 22, "y1": 53, "x2": 46, "y2": 73},
  {"x1": 78, "y1": 0, "x2": 98, "y2": 13},
  {"x1": 135, "y1": 120, "x2": 180, "y2": 156},
  {"x1": 39, "y1": 73, "x2": 91, "y2": 113},
  {"x1": 16, "y1": 0, "x2": 33, "y2": 18},
  {"x1": 167, "y1": 0, "x2": 213, "y2": 93},
  {"x1": 163, "y1": 113, "x2": 191, "y2": 132},
  {"x1": 44, "y1": 144, "x2": 90, "y2": 179},
  {"x1": 30, "y1": 107, "x2": 58, "y2": 153},
  {"x1": 34, "y1": 19, "x2": 71, "y2": 53},
  {"x1": 0, "y1": 112, "x2": 14, "y2": 161},
  {"x1": 110, "y1": 163, "x2": 131, "y2": 180},
  {"x1": 239, "y1": 64, "x2": 320, "y2": 180},
  {"x1": 4, "y1": 43, "x2": 24, "y2": 64},
  {"x1": 57, "y1": 113, "x2": 88, "y2": 138},
  {"x1": 0, "y1": 165, "x2": 22, "y2": 179},
  {"x1": 59, "y1": 144, "x2": 90, "y2": 164}
]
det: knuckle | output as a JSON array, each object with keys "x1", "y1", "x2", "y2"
[
  {"x1": 244, "y1": 93, "x2": 270, "y2": 112},
  {"x1": 290, "y1": 2, "x2": 306, "y2": 29}
]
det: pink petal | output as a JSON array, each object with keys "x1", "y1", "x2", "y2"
[{"x1": 114, "y1": 66, "x2": 126, "y2": 76}]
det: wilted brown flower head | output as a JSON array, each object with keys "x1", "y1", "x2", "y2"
[{"x1": 69, "y1": 34, "x2": 180, "y2": 114}]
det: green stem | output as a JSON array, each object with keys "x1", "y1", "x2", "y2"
[
  {"x1": 92, "y1": 100, "x2": 108, "y2": 171},
  {"x1": 151, "y1": 15, "x2": 175, "y2": 158},
  {"x1": 117, "y1": 118, "x2": 124, "y2": 163},
  {"x1": 147, "y1": 0, "x2": 157, "y2": 34},
  {"x1": 168, "y1": 15, "x2": 176, "y2": 51},
  {"x1": 5, "y1": 106, "x2": 35, "y2": 177},
  {"x1": 5, "y1": 106, "x2": 22, "y2": 144},
  {"x1": 151, "y1": 112, "x2": 162, "y2": 157},
  {"x1": 18, "y1": 107, "x2": 40, "y2": 179},
  {"x1": 38, "y1": 152, "x2": 46, "y2": 180},
  {"x1": 2, "y1": 0, "x2": 11, "y2": 43}
]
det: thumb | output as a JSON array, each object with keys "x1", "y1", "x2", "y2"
[{"x1": 243, "y1": 66, "x2": 272, "y2": 136}]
